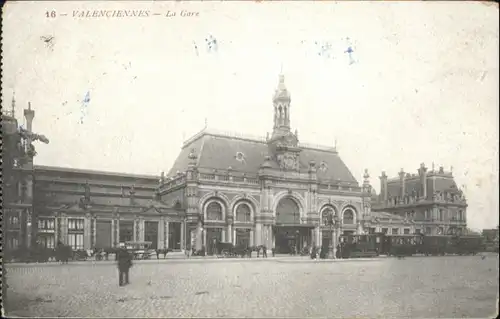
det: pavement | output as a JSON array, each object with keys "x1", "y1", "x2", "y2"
[
  {"x1": 4, "y1": 252, "x2": 383, "y2": 267},
  {"x1": 4, "y1": 254, "x2": 499, "y2": 318}
]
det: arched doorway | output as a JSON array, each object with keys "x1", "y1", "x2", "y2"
[
  {"x1": 274, "y1": 197, "x2": 310, "y2": 254},
  {"x1": 205, "y1": 201, "x2": 224, "y2": 255},
  {"x1": 234, "y1": 202, "x2": 252, "y2": 247},
  {"x1": 276, "y1": 197, "x2": 300, "y2": 224}
]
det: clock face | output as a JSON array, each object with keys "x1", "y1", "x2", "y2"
[{"x1": 282, "y1": 155, "x2": 296, "y2": 170}]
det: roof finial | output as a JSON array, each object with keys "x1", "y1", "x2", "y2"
[
  {"x1": 334, "y1": 137, "x2": 338, "y2": 150},
  {"x1": 278, "y1": 62, "x2": 285, "y2": 86},
  {"x1": 204, "y1": 117, "x2": 208, "y2": 129},
  {"x1": 11, "y1": 90, "x2": 16, "y2": 117}
]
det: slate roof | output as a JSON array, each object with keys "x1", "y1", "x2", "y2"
[
  {"x1": 34, "y1": 165, "x2": 159, "y2": 186},
  {"x1": 168, "y1": 129, "x2": 358, "y2": 184},
  {"x1": 370, "y1": 211, "x2": 405, "y2": 220},
  {"x1": 39, "y1": 192, "x2": 170, "y2": 210},
  {"x1": 386, "y1": 173, "x2": 459, "y2": 200}
]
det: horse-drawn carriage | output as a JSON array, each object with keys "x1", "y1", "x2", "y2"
[
  {"x1": 215, "y1": 242, "x2": 250, "y2": 258},
  {"x1": 124, "y1": 241, "x2": 154, "y2": 260}
]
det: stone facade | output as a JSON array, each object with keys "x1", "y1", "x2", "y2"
[
  {"x1": 159, "y1": 74, "x2": 371, "y2": 254},
  {"x1": 370, "y1": 164, "x2": 468, "y2": 236},
  {"x1": 3, "y1": 97, "x2": 47, "y2": 251},
  {"x1": 32, "y1": 166, "x2": 184, "y2": 251},
  {"x1": 4, "y1": 75, "x2": 470, "y2": 257}
]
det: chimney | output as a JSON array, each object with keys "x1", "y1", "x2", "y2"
[
  {"x1": 24, "y1": 102, "x2": 35, "y2": 133},
  {"x1": 418, "y1": 163, "x2": 428, "y2": 199},
  {"x1": 24, "y1": 102, "x2": 35, "y2": 152},
  {"x1": 379, "y1": 171, "x2": 388, "y2": 202},
  {"x1": 398, "y1": 168, "x2": 406, "y2": 200}
]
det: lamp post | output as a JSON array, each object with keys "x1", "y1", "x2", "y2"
[
  {"x1": 328, "y1": 214, "x2": 340, "y2": 259},
  {"x1": 184, "y1": 214, "x2": 188, "y2": 256},
  {"x1": 295, "y1": 229, "x2": 300, "y2": 255},
  {"x1": 177, "y1": 208, "x2": 188, "y2": 256}
]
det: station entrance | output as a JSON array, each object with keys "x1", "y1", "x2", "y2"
[
  {"x1": 273, "y1": 196, "x2": 312, "y2": 254},
  {"x1": 274, "y1": 226, "x2": 312, "y2": 254}
]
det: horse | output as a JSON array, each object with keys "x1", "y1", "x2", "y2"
[{"x1": 155, "y1": 248, "x2": 171, "y2": 259}]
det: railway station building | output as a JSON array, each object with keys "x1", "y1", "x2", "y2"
[
  {"x1": 159, "y1": 74, "x2": 372, "y2": 255},
  {"x1": 4, "y1": 73, "x2": 468, "y2": 256}
]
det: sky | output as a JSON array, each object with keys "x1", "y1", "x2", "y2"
[{"x1": 2, "y1": 1, "x2": 498, "y2": 230}]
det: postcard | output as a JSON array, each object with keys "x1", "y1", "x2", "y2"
[{"x1": 2, "y1": 1, "x2": 498, "y2": 318}]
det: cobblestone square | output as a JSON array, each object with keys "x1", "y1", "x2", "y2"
[{"x1": 5, "y1": 255, "x2": 499, "y2": 318}]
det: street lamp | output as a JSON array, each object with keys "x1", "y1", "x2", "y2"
[
  {"x1": 295, "y1": 230, "x2": 300, "y2": 255},
  {"x1": 328, "y1": 214, "x2": 341, "y2": 259},
  {"x1": 177, "y1": 208, "x2": 188, "y2": 256}
]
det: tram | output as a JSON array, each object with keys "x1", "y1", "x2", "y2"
[
  {"x1": 338, "y1": 233, "x2": 384, "y2": 258},
  {"x1": 381, "y1": 234, "x2": 424, "y2": 256},
  {"x1": 337, "y1": 233, "x2": 485, "y2": 258}
]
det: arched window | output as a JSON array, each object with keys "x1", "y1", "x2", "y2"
[
  {"x1": 236, "y1": 203, "x2": 252, "y2": 222},
  {"x1": 321, "y1": 207, "x2": 334, "y2": 226},
  {"x1": 343, "y1": 209, "x2": 355, "y2": 224},
  {"x1": 207, "y1": 202, "x2": 223, "y2": 221},
  {"x1": 276, "y1": 197, "x2": 300, "y2": 224}
]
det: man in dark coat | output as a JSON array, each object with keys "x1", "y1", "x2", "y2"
[
  {"x1": 262, "y1": 245, "x2": 267, "y2": 258},
  {"x1": 117, "y1": 245, "x2": 133, "y2": 286}
]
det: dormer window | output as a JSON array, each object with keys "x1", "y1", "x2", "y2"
[
  {"x1": 319, "y1": 162, "x2": 328, "y2": 172},
  {"x1": 235, "y1": 152, "x2": 245, "y2": 162}
]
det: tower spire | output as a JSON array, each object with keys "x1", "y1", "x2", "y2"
[{"x1": 272, "y1": 72, "x2": 291, "y2": 136}]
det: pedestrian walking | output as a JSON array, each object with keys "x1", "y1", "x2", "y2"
[{"x1": 117, "y1": 244, "x2": 133, "y2": 286}]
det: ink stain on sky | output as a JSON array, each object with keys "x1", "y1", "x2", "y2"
[
  {"x1": 80, "y1": 91, "x2": 91, "y2": 124},
  {"x1": 40, "y1": 35, "x2": 55, "y2": 50},
  {"x1": 193, "y1": 41, "x2": 199, "y2": 56},
  {"x1": 205, "y1": 35, "x2": 218, "y2": 52}
]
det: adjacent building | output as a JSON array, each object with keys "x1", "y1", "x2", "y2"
[
  {"x1": 33, "y1": 166, "x2": 182, "y2": 251},
  {"x1": 370, "y1": 164, "x2": 468, "y2": 236},
  {"x1": 3, "y1": 97, "x2": 48, "y2": 252}
]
